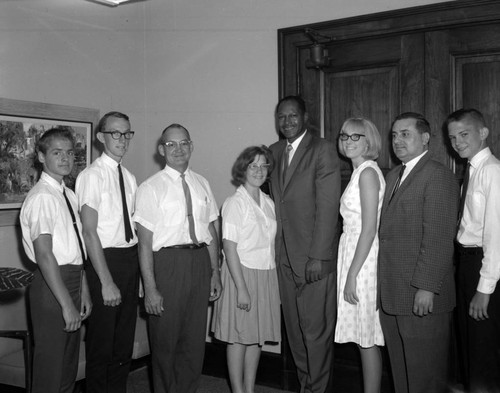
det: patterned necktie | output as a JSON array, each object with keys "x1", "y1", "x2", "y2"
[
  {"x1": 180, "y1": 173, "x2": 199, "y2": 245},
  {"x1": 282, "y1": 144, "x2": 293, "y2": 184},
  {"x1": 457, "y1": 162, "x2": 470, "y2": 226},
  {"x1": 63, "y1": 189, "x2": 86, "y2": 261},
  {"x1": 389, "y1": 164, "x2": 406, "y2": 202},
  {"x1": 118, "y1": 164, "x2": 133, "y2": 242}
]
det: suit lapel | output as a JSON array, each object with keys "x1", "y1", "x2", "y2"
[
  {"x1": 283, "y1": 132, "x2": 311, "y2": 190},
  {"x1": 383, "y1": 153, "x2": 431, "y2": 211},
  {"x1": 273, "y1": 140, "x2": 287, "y2": 194}
]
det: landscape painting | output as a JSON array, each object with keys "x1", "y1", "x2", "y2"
[{"x1": 0, "y1": 115, "x2": 91, "y2": 209}]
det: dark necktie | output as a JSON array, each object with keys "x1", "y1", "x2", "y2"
[
  {"x1": 389, "y1": 164, "x2": 406, "y2": 202},
  {"x1": 63, "y1": 189, "x2": 86, "y2": 261},
  {"x1": 457, "y1": 162, "x2": 470, "y2": 226},
  {"x1": 180, "y1": 173, "x2": 199, "y2": 245},
  {"x1": 282, "y1": 144, "x2": 293, "y2": 184},
  {"x1": 118, "y1": 164, "x2": 133, "y2": 243}
]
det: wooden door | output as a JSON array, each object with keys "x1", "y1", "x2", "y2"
[{"x1": 320, "y1": 34, "x2": 424, "y2": 178}]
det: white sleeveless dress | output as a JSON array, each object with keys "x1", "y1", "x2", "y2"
[{"x1": 334, "y1": 160, "x2": 385, "y2": 347}]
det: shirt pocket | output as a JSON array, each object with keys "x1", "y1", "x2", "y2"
[{"x1": 193, "y1": 195, "x2": 210, "y2": 223}]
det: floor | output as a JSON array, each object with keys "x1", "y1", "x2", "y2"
[{"x1": 0, "y1": 356, "x2": 392, "y2": 393}]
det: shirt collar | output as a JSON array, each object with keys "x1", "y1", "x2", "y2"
[
  {"x1": 164, "y1": 164, "x2": 191, "y2": 180},
  {"x1": 101, "y1": 152, "x2": 121, "y2": 168},
  {"x1": 40, "y1": 171, "x2": 66, "y2": 193},
  {"x1": 470, "y1": 147, "x2": 491, "y2": 169},
  {"x1": 288, "y1": 130, "x2": 307, "y2": 150},
  {"x1": 402, "y1": 149, "x2": 428, "y2": 171}
]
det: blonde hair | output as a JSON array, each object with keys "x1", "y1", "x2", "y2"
[{"x1": 338, "y1": 117, "x2": 381, "y2": 160}]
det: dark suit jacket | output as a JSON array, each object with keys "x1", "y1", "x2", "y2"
[
  {"x1": 269, "y1": 132, "x2": 341, "y2": 277},
  {"x1": 378, "y1": 152, "x2": 459, "y2": 315}
]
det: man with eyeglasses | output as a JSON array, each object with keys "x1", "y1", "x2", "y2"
[
  {"x1": 269, "y1": 95, "x2": 340, "y2": 393},
  {"x1": 75, "y1": 111, "x2": 139, "y2": 393},
  {"x1": 134, "y1": 123, "x2": 221, "y2": 393}
]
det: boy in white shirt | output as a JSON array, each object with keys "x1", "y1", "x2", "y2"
[{"x1": 20, "y1": 127, "x2": 92, "y2": 393}]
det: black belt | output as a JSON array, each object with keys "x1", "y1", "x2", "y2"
[
  {"x1": 166, "y1": 243, "x2": 207, "y2": 250},
  {"x1": 456, "y1": 243, "x2": 483, "y2": 256}
]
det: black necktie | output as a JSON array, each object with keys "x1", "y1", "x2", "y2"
[
  {"x1": 181, "y1": 173, "x2": 199, "y2": 245},
  {"x1": 282, "y1": 144, "x2": 293, "y2": 184},
  {"x1": 389, "y1": 164, "x2": 406, "y2": 202},
  {"x1": 118, "y1": 164, "x2": 133, "y2": 243},
  {"x1": 457, "y1": 162, "x2": 470, "y2": 226},
  {"x1": 63, "y1": 189, "x2": 86, "y2": 261}
]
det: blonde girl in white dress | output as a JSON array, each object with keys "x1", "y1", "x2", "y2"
[{"x1": 335, "y1": 118, "x2": 386, "y2": 393}]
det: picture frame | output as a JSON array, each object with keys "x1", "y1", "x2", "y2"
[{"x1": 0, "y1": 98, "x2": 99, "y2": 227}]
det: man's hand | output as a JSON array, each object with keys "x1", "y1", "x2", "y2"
[
  {"x1": 144, "y1": 287, "x2": 164, "y2": 316},
  {"x1": 305, "y1": 258, "x2": 323, "y2": 284},
  {"x1": 102, "y1": 282, "x2": 122, "y2": 307},
  {"x1": 413, "y1": 289, "x2": 434, "y2": 317},
  {"x1": 469, "y1": 291, "x2": 490, "y2": 321},
  {"x1": 209, "y1": 269, "x2": 222, "y2": 302},
  {"x1": 62, "y1": 304, "x2": 82, "y2": 332},
  {"x1": 80, "y1": 278, "x2": 93, "y2": 321}
]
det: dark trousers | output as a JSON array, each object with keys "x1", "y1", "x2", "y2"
[
  {"x1": 29, "y1": 265, "x2": 82, "y2": 393},
  {"x1": 85, "y1": 246, "x2": 139, "y2": 393},
  {"x1": 380, "y1": 310, "x2": 452, "y2": 393},
  {"x1": 456, "y1": 249, "x2": 500, "y2": 392},
  {"x1": 277, "y1": 248, "x2": 336, "y2": 393},
  {"x1": 149, "y1": 247, "x2": 211, "y2": 393}
]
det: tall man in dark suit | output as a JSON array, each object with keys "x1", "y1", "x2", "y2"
[
  {"x1": 378, "y1": 112, "x2": 459, "y2": 393},
  {"x1": 269, "y1": 96, "x2": 341, "y2": 393}
]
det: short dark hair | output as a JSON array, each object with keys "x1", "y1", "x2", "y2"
[
  {"x1": 96, "y1": 111, "x2": 130, "y2": 136},
  {"x1": 231, "y1": 145, "x2": 274, "y2": 187},
  {"x1": 445, "y1": 108, "x2": 486, "y2": 128},
  {"x1": 160, "y1": 123, "x2": 191, "y2": 144},
  {"x1": 276, "y1": 95, "x2": 307, "y2": 116},
  {"x1": 37, "y1": 127, "x2": 75, "y2": 154},
  {"x1": 393, "y1": 112, "x2": 431, "y2": 135}
]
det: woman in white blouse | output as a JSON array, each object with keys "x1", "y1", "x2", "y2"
[{"x1": 212, "y1": 145, "x2": 280, "y2": 393}]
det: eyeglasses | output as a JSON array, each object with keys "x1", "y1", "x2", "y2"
[
  {"x1": 248, "y1": 163, "x2": 271, "y2": 171},
  {"x1": 339, "y1": 133, "x2": 366, "y2": 142},
  {"x1": 101, "y1": 130, "x2": 135, "y2": 140},
  {"x1": 163, "y1": 140, "x2": 192, "y2": 150}
]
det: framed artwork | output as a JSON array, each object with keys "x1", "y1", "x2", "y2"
[{"x1": 0, "y1": 98, "x2": 99, "y2": 226}]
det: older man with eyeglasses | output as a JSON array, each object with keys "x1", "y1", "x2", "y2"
[
  {"x1": 134, "y1": 123, "x2": 222, "y2": 393},
  {"x1": 75, "y1": 111, "x2": 140, "y2": 393}
]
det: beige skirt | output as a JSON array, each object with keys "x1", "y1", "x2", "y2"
[{"x1": 211, "y1": 262, "x2": 281, "y2": 346}]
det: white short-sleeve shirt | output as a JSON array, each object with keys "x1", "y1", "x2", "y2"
[
  {"x1": 222, "y1": 186, "x2": 276, "y2": 270},
  {"x1": 20, "y1": 172, "x2": 85, "y2": 266},
  {"x1": 134, "y1": 166, "x2": 219, "y2": 251},
  {"x1": 75, "y1": 152, "x2": 138, "y2": 248}
]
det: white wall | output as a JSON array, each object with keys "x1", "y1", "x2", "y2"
[
  {"x1": 1, "y1": 0, "x2": 447, "y2": 203},
  {"x1": 0, "y1": 0, "x2": 447, "y2": 274}
]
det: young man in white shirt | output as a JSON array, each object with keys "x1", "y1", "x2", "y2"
[
  {"x1": 447, "y1": 108, "x2": 500, "y2": 392},
  {"x1": 20, "y1": 128, "x2": 92, "y2": 393},
  {"x1": 76, "y1": 112, "x2": 139, "y2": 393}
]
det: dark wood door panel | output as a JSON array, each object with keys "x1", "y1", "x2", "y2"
[
  {"x1": 325, "y1": 65, "x2": 399, "y2": 177},
  {"x1": 455, "y1": 55, "x2": 500, "y2": 157}
]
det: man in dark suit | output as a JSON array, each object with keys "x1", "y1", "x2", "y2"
[
  {"x1": 378, "y1": 112, "x2": 459, "y2": 393},
  {"x1": 269, "y1": 96, "x2": 340, "y2": 393}
]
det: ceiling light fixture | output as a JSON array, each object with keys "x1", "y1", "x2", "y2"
[{"x1": 87, "y1": 0, "x2": 147, "y2": 7}]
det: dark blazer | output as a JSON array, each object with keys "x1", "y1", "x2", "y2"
[
  {"x1": 269, "y1": 131, "x2": 341, "y2": 277},
  {"x1": 378, "y1": 152, "x2": 459, "y2": 315}
]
